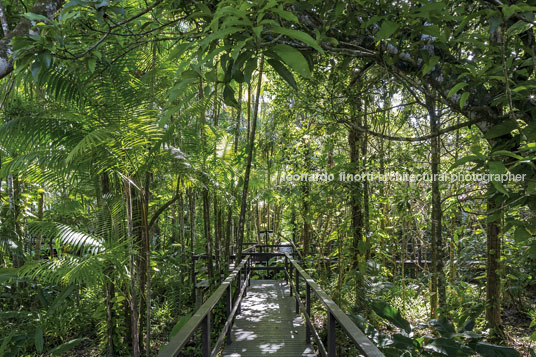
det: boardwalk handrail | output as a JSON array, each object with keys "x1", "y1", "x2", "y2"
[
  {"x1": 158, "y1": 255, "x2": 251, "y2": 357},
  {"x1": 285, "y1": 253, "x2": 384, "y2": 357}
]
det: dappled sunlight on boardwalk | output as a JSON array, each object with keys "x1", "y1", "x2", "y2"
[{"x1": 222, "y1": 280, "x2": 316, "y2": 356}]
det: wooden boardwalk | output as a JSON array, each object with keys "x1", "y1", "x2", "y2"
[{"x1": 222, "y1": 280, "x2": 316, "y2": 356}]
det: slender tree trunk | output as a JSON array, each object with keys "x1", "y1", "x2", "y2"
[
  {"x1": 428, "y1": 96, "x2": 446, "y2": 317},
  {"x1": 188, "y1": 189, "x2": 196, "y2": 302},
  {"x1": 213, "y1": 194, "x2": 221, "y2": 283},
  {"x1": 224, "y1": 207, "x2": 232, "y2": 272},
  {"x1": 142, "y1": 173, "x2": 151, "y2": 357},
  {"x1": 362, "y1": 101, "x2": 370, "y2": 250},
  {"x1": 234, "y1": 83, "x2": 242, "y2": 152},
  {"x1": 236, "y1": 54, "x2": 264, "y2": 262},
  {"x1": 179, "y1": 183, "x2": 185, "y2": 260},
  {"x1": 35, "y1": 190, "x2": 44, "y2": 260},
  {"x1": 348, "y1": 122, "x2": 363, "y2": 260},
  {"x1": 202, "y1": 189, "x2": 214, "y2": 285},
  {"x1": 124, "y1": 179, "x2": 140, "y2": 357},
  {"x1": 486, "y1": 185, "x2": 503, "y2": 338}
]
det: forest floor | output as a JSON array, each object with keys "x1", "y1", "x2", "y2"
[{"x1": 503, "y1": 306, "x2": 535, "y2": 356}]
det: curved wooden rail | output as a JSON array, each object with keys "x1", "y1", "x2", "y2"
[
  {"x1": 158, "y1": 255, "x2": 251, "y2": 357},
  {"x1": 285, "y1": 253, "x2": 384, "y2": 357}
]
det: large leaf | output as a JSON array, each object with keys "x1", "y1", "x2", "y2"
[
  {"x1": 271, "y1": 44, "x2": 311, "y2": 78},
  {"x1": 35, "y1": 327, "x2": 44, "y2": 353},
  {"x1": 270, "y1": 26, "x2": 323, "y2": 53},
  {"x1": 429, "y1": 317, "x2": 456, "y2": 338},
  {"x1": 472, "y1": 342, "x2": 521, "y2": 357},
  {"x1": 267, "y1": 58, "x2": 297, "y2": 90},
  {"x1": 223, "y1": 85, "x2": 239, "y2": 108},
  {"x1": 28, "y1": 222, "x2": 104, "y2": 254},
  {"x1": 448, "y1": 155, "x2": 482, "y2": 171},
  {"x1": 484, "y1": 120, "x2": 517, "y2": 139},
  {"x1": 375, "y1": 21, "x2": 400, "y2": 41},
  {"x1": 447, "y1": 82, "x2": 468, "y2": 98},
  {"x1": 489, "y1": 161, "x2": 508, "y2": 194},
  {"x1": 0, "y1": 268, "x2": 18, "y2": 282},
  {"x1": 426, "y1": 337, "x2": 473, "y2": 356},
  {"x1": 47, "y1": 338, "x2": 85, "y2": 356},
  {"x1": 371, "y1": 301, "x2": 411, "y2": 333}
]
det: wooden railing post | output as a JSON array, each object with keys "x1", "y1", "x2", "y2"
[
  {"x1": 289, "y1": 263, "x2": 293, "y2": 296},
  {"x1": 284, "y1": 256, "x2": 288, "y2": 285},
  {"x1": 244, "y1": 262, "x2": 248, "y2": 297},
  {"x1": 248, "y1": 258, "x2": 251, "y2": 287},
  {"x1": 226, "y1": 285, "x2": 232, "y2": 344},
  {"x1": 295, "y1": 266, "x2": 299, "y2": 314},
  {"x1": 202, "y1": 313, "x2": 210, "y2": 357},
  {"x1": 328, "y1": 311, "x2": 336, "y2": 357},
  {"x1": 306, "y1": 283, "x2": 311, "y2": 344},
  {"x1": 237, "y1": 270, "x2": 241, "y2": 315}
]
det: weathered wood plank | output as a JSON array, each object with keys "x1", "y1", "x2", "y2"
[{"x1": 222, "y1": 280, "x2": 315, "y2": 357}]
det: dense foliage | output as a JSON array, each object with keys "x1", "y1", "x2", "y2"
[{"x1": 0, "y1": 0, "x2": 535, "y2": 356}]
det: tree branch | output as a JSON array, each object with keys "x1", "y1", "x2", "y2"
[
  {"x1": 340, "y1": 116, "x2": 486, "y2": 142},
  {"x1": 148, "y1": 177, "x2": 181, "y2": 231}
]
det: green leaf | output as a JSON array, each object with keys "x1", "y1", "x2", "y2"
[
  {"x1": 460, "y1": 92, "x2": 470, "y2": 109},
  {"x1": 252, "y1": 25, "x2": 263, "y2": 39},
  {"x1": 489, "y1": 160, "x2": 507, "y2": 197},
  {"x1": 375, "y1": 21, "x2": 400, "y2": 41},
  {"x1": 31, "y1": 60, "x2": 41, "y2": 80},
  {"x1": 48, "y1": 338, "x2": 85, "y2": 355},
  {"x1": 489, "y1": 161, "x2": 506, "y2": 175},
  {"x1": 35, "y1": 327, "x2": 44, "y2": 353},
  {"x1": 371, "y1": 301, "x2": 411, "y2": 333},
  {"x1": 88, "y1": 58, "x2": 96, "y2": 73},
  {"x1": 514, "y1": 226, "x2": 531, "y2": 243},
  {"x1": 223, "y1": 85, "x2": 239, "y2": 108},
  {"x1": 484, "y1": 120, "x2": 517, "y2": 139},
  {"x1": 169, "y1": 313, "x2": 192, "y2": 338},
  {"x1": 0, "y1": 268, "x2": 17, "y2": 282},
  {"x1": 271, "y1": 44, "x2": 311, "y2": 78},
  {"x1": 267, "y1": 58, "x2": 297, "y2": 90},
  {"x1": 429, "y1": 317, "x2": 456, "y2": 338},
  {"x1": 22, "y1": 12, "x2": 57, "y2": 25},
  {"x1": 447, "y1": 82, "x2": 468, "y2": 98},
  {"x1": 422, "y1": 56, "x2": 439, "y2": 76},
  {"x1": 427, "y1": 337, "x2": 472, "y2": 356},
  {"x1": 506, "y1": 20, "x2": 532, "y2": 36},
  {"x1": 0, "y1": 331, "x2": 14, "y2": 356},
  {"x1": 473, "y1": 341, "x2": 520, "y2": 357},
  {"x1": 491, "y1": 150, "x2": 524, "y2": 160},
  {"x1": 38, "y1": 52, "x2": 52, "y2": 69},
  {"x1": 271, "y1": 6, "x2": 299, "y2": 23},
  {"x1": 449, "y1": 155, "x2": 481, "y2": 171},
  {"x1": 270, "y1": 27, "x2": 324, "y2": 53},
  {"x1": 169, "y1": 43, "x2": 191, "y2": 59}
]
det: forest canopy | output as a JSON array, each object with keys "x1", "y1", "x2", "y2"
[{"x1": 0, "y1": 0, "x2": 535, "y2": 356}]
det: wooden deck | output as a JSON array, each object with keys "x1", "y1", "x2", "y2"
[{"x1": 222, "y1": 280, "x2": 316, "y2": 356}]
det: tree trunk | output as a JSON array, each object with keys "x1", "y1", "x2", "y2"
[
  {"x1": 236, "y1": 54, "x2": 264, "y2": 262},
  {"x1": 486, "y1": 185, "x2": 503, "y2": 338},
  {"x1": 124, "y1": 179, "x2": 140, "y2": 357},
  {"x1": 428, "y1": 97, "x2": 446, "y2": 317},
  {"x1": 188, "y1": 188, "x2": 196, "y2": 302},
  {"x1": 202, "y1": 189, "x2": 214, "y2": 285},
  {"x1": 348, "y1": 124, "x2": 363, "y2": 260},
  {"x1": 35, "y1": 190, "x2": 44, "y2": 260}
]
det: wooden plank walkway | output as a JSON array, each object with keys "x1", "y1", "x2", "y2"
[{"x1": 222, "y1": 280, "x2": 316, "y2": 356}]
